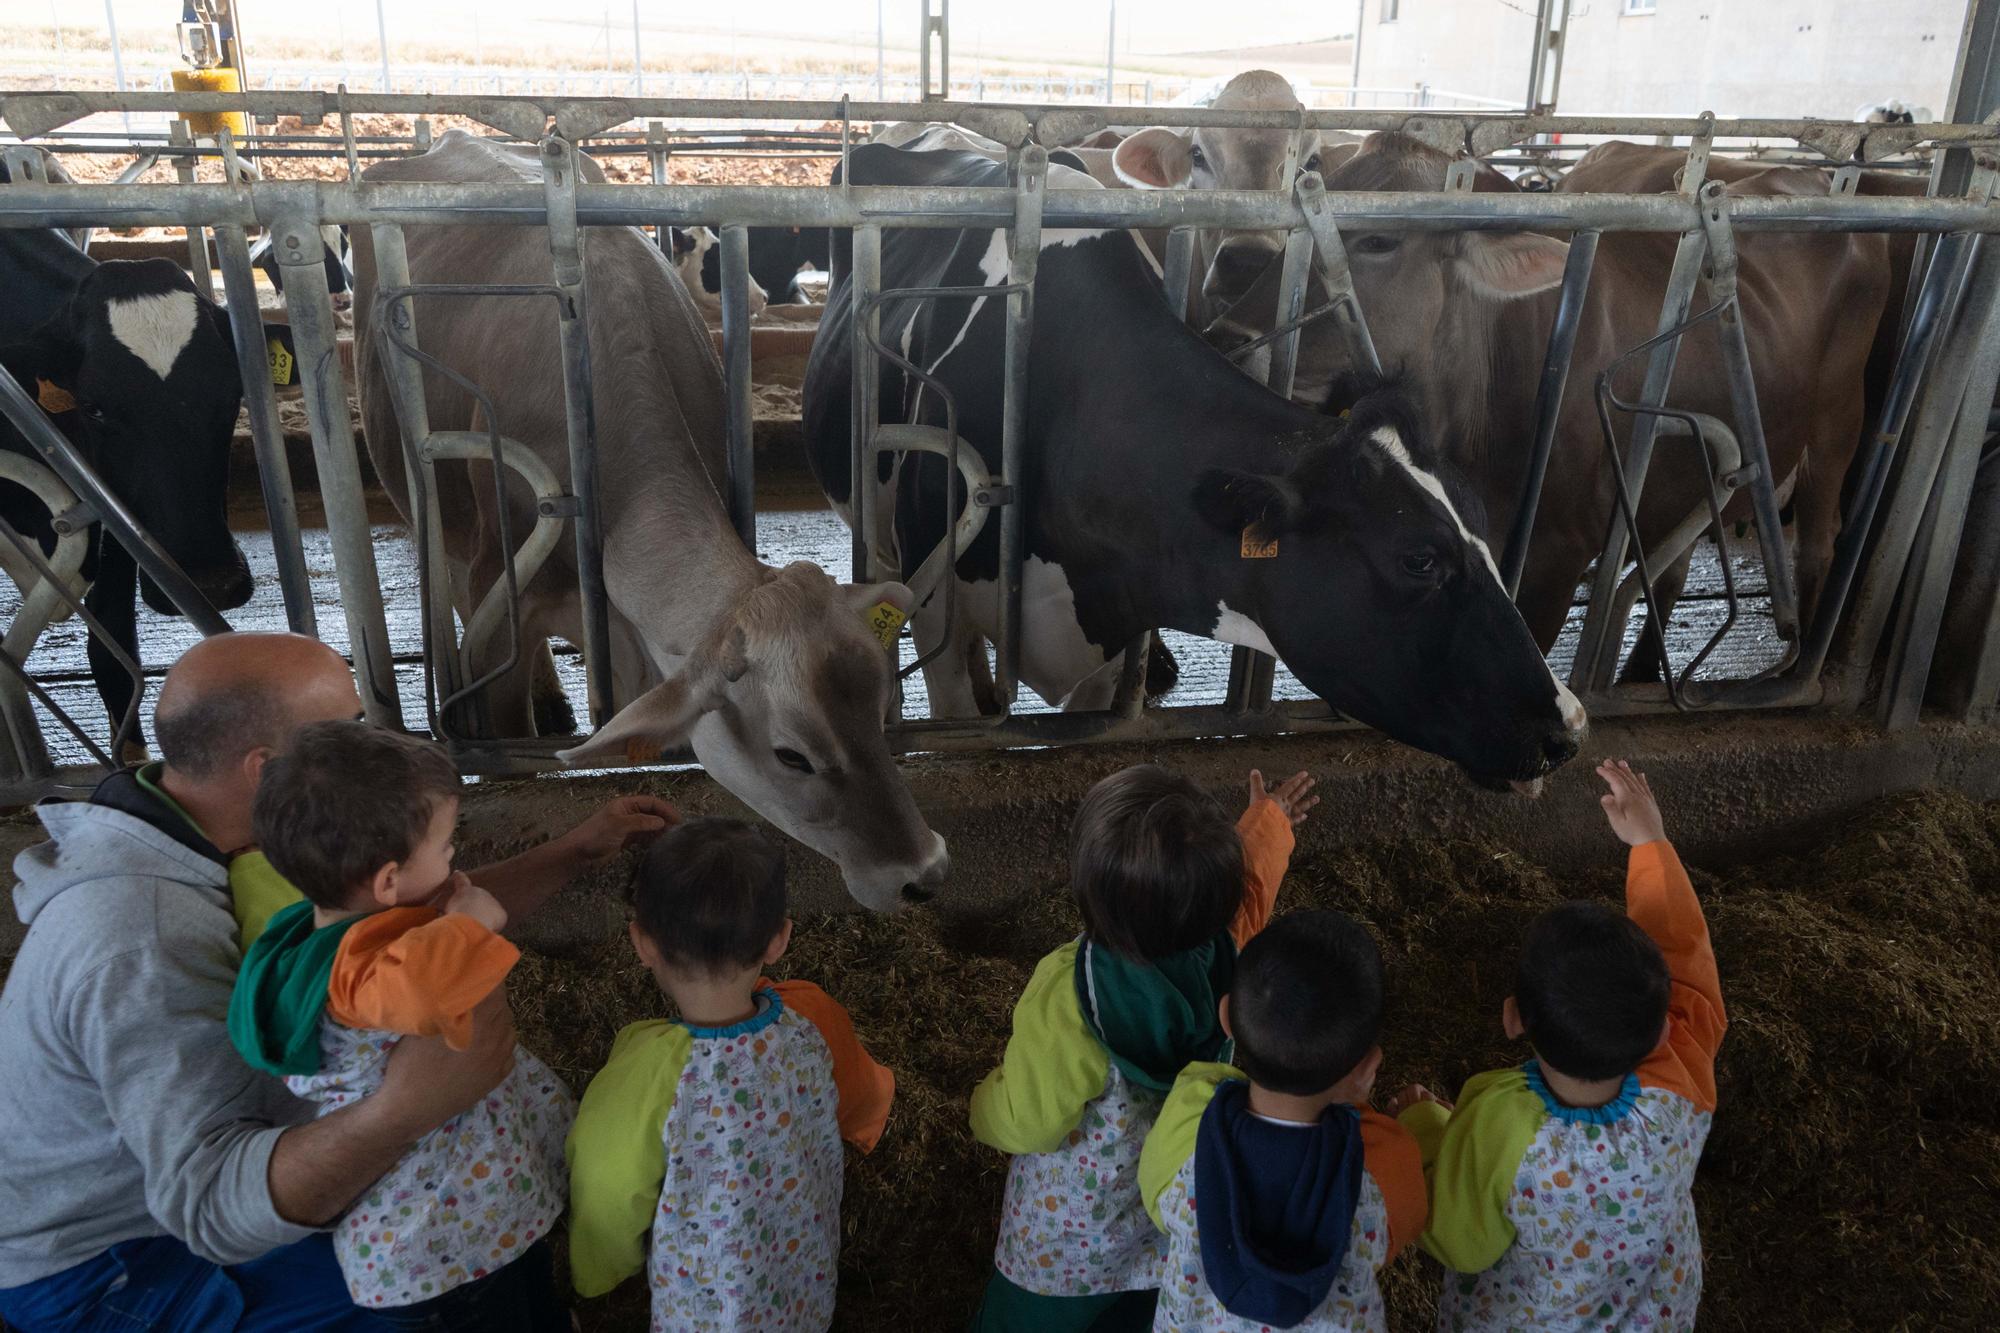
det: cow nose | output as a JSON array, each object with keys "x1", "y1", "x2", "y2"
[
  {"x1": 1211, "y1": 243, "x2": 1277, "y2": 296},
  {"x1": 1540, "y1": 730, "x2": 1580, "y2": 773},
  {"x1": 900, "y1": 881, "x2": 936, "y2": 904},
  {"x1": 901, "y1": 835, "x2": 951, "y2": 904}
]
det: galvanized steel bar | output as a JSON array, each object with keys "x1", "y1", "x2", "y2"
[
  {"x1": 996, "y1": 146, "x2": 1046, "y2": 707},
  {"x1": 718, "y1": 224, "x2": 757, "y2": 547},
  {"x1": 1162, "y1": 227, "x2": 1196, "y2": 321},
  {"x1": 168, "y1": 120, "x2": 215, "y2": 302},
  {"x1": 1502, "y1": 228, "x2": 1599, "y2": 598},
  {"x1": 540, "y1": 134, "x2": 615, "y2": 728},
  {"x1": 1293, "y1": 173, "x2": 1382, "y2": 379},
  {"x1": 849, "y1": 223, "x2": 883, "y2": 584},
  {"x1": 272, "y1": 214, "x2": 402, "y2": 727},
  {"x1": 212, "y1": 221, "x2": 317, "y2": 637}
]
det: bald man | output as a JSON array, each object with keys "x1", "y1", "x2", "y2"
[{"x1": 0, "y1": 633, "x2": 673, "y2": 1331}]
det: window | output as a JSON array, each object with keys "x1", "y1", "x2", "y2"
[
  {"x1": 1380, "y1": 0, "x2": 1399, "y2": 21},
  {"x1": 1622, "y1": 0, "x2": 1657, "y2": 13}
]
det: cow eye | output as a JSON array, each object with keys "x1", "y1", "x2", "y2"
[
  {"x1": 1189, "y1": 144, "x2": 1207, "y2": 170},
  {"x1": 774, "y1": 747, "x2": 815, "y2": 774},
  {"x1": 1303, "y1": 153, "x2": 1322, "y2": 175},
  {"x1": 1355, "y1": 234, "x2": 1401, "y2": 256},
  {"x1": 1401, "y1": 551, "x2": 1439, "y2": 579},
  {"x1": 82, "y1": 403, "x2": 107, "y2": 423}
]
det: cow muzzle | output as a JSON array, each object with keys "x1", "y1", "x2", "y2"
[
  {"x1": 1204, "y1": 238, "x2": 1284, "y2": 311},
  {"x1": 141, "y1": 541, "x2": 254, "y2": 617},
  {"x1": 898, "y1": 833, "x2": 951, "y2": 905}
]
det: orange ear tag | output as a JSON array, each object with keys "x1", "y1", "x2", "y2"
[
  {"x1": 866, "y1": 601, "x2": 908, "y2": 649},
  {"x1": 1240, "y1": 525, "x2": 1280, "y2": 559},
  {"x1": 624, "y1": 737, "x2": 666, "y2": 765},
  {"x1": 36, "y1": 379, "x2": 76, "y2": 414}
]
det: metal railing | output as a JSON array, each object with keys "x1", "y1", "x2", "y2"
[{"x1": 3, "y1": 89, "x2": 1999, "y2": 796}]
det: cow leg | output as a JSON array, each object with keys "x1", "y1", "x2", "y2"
[
  {"x1": 1619, "y1": 551, "x2": 1692, "y2": 685},
  {"x1": 528, "y1": 639, "x2": 576, "y2": 736},
  {"x1": 912, "y1": 585, "x2": 987, "y2": 719},
  {"x1": 85, "y1": 535, "x2": 148, "y2": 765},
  {"x1": 1790, "y1": 460, "x2": 1843, "y2": 639},
  {"x1": 1062, "y1": 657, "x2": 1126, "y2": 712}
]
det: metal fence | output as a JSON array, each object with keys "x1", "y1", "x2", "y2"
[{"x1": 3, "y1": 89, "x2": 1999, "y2": 799}]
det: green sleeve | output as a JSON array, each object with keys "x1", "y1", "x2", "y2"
[
  {"x1": 1138, "y1": 1062, "x2": 1239, "y2": 1229},
  {"x1": 565, "y1": 1020, "x2": 691, "y2": 1298},
  {"x1": 1405, "y1": 1068, "x2": 1544, "y2": 1274},
  {"x1": 968, "y1": 941, "x2": 1111, "y2": 1155}
]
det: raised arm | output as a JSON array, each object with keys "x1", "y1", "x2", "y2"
[
  {"x1": 471, "y1": 795, "x2": 679, "y2": 924},
  {"x1": 1229, "y1": 769, "x2": 1313, "y2": 948}
]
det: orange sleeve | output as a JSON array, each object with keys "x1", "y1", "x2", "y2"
[
  {"x1": 1359, "y1": 1107, "x2": 1428, "y2": 1263},
  {"x1": 326, "y1": 907, "x2": 519, "y2": 1049},
  {"x1": 1229, "y1": 798, "x2": 1297, "y2": 949},
  {"x1": 1628, "y1": 840, "x2": 1726, "y2": 1112},
  {"x1": 769, "y1": 979, "x2": 896, "y2": 1153}
]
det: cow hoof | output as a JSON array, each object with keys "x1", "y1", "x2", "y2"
[
  {"x1": 533, "y1": 690, "x2": 578, "y2": 737},
  {"x1": 1145, "y1": 639, "x2": 1181, "y2": 699},
  {"x1": 117, "y1": 739, "x2": 150, "y2": 768}
]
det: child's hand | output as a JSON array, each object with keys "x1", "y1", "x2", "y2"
[
  {"x1": 1597, "y1": 759, "x2": 1667, "y2": 847},
  {"x1": 442, "y1": 871, "x2": 509, "y2": 933},
  {"x1": 1250, "y1": 769, "x2": 1319, "y2": 827},
  {"x1": 1385, "y1": 1084, "x2": 1452, "y2": 1118}
]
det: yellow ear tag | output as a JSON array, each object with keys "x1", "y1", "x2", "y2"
[
  {"x1": 1338, "y1": 408, "x2": 1351, "y2": 419},
  {"x1": 624, "y1": 737, "x2": 665, "y2": 765},
  {"x1": 267, "y1": 337, "x2": 296, "y2": 387},
  {"x1": 36, "y1": 379, "x2": 76, "y2": 414},
  {"x1": 866, "y1": 600, "x2": 908, "y2": 649},
  {"x1": 1241, "y1": 525, "x2": 1280, "y2": 559}
]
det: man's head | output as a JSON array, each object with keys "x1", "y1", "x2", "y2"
[
  {"x1": 1226, "y1": 910, "x2": 1385, "y2": 1098},
  {"x1": 627, "y1": 818, "x2": 791, "y2": 984},
  {"x1": 154, "y1": 632, "x2": 361, "y2": 792},
  {"x1": 252, "y1": 720, "x2": 463, "y2": 912},
  {"x1": 1070, "y1": 765, "x2": 1245, "y2": 961},
  {"x1": 1507, "y1": 902, "x2": 1671, "y2": 1081}
]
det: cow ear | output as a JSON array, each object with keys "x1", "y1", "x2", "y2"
[
  {"x1": 1453, "y1": 233, "x2": 1569, "y2": 300},
  {"x1": 0, "y1": 311, "x2": 83, "y2": 389},
  {"x1": 1193, "y1": 468, "x2": 1305, "y2": 536},
  {"x1": 1113, "y1": 128, "x2": 1194, "y2": 190},
  {"x1": 556, "y1": 669, "x2": 720, "y2": 767}
]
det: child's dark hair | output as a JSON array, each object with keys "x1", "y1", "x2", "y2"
[
  {"x1": 629, "y1": 818, "x2": 787, "y2": 975},
  {"x1": 1231, "y1": 910, "x2": 1384, "y2": 1095},
  {"x1": 1515, "y1": 902, "x2": 1671, "y2": 1080},
  {"x1": 252, "y1": 720, "x2": 462, "y2": 909},
  {"x1": 1070, "y1": 765, "x2": 1245, "y2": 960}
]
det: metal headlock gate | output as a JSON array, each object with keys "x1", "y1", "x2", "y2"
[{"x1": 5, "y1": 86, "x2": 2000, "y2": 799}]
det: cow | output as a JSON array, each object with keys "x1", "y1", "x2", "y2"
[
  {"x1": 1286, "y1": 134, "x2": 1890, "y2": 676},
  {"x1": 697, "y1": 225, "x2": 832, "y2": 305},
  {"x1": 664, "y1": 226, "x2": 768, "y2": 317},
  {"x1": 802, "y1": 141, "x2": 1587, "y2": 791},
  {"x1": 1, "y1": 156, "x2": 258, "y2": 762},
  {"x1": 247, "y1": 223, "x2": 352, "y2": 311},
  {"x1": 349, "y1": 130, "x2": 949, "y2": 909},
  {"x1": 1856, "y1": 99, "x2": 1933, "y2": 126}
]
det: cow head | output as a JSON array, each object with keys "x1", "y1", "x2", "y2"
[
  {"x1": 1193, "y1": 395, "x2": 1585, "y2": 789},
  {"x1": 1, "y1": 259, "x2": 254, "y2": 615},
  {"x1": 560, "y1": 561, "x2": 950, "y2": 911},
  {"x1": 1113, "y1": 71, "x2": 1350, "y2": 321}
]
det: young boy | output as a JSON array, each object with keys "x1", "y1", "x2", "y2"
[
  {"x1": 1137, "y1": 911, "x2": 1427, "y2": 1332},
  {"x1": 1390, "y1": 760, "x2": 1727, "y2": 1332},
  {"x1": 566, "y1": 818, "x2": 896, "y2": 1333},
  {"x1": 226, "y1": 721, "x2": 576, "y2": 1331},
  {"x1": 969, "y1": 765, "x2": 1319, "y2": 1332}
]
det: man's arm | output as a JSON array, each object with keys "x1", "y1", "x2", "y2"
[{"x1": 470, "y1": 795, "x2": 678, "y2": 924}]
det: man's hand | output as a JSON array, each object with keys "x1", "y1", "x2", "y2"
[
  {"x1": 1597, "y1": 759, "x2": 1667, "y2": 847},
  {"x1": 373, "y1": 991, "x2": 517, "y2": 1141},
  {"x1": 1385, "y1": 1084, "x2": 1451, "y2": 1118},
  {"x1": 559, "y1": 794, "x2": 681, "y2": 870},
  {"x1": 441, "y1": 872, "x2": 508, "y2": 933},
  {"x1": 1249, "y1": 769, "x2": 1319, "y2": 828}
]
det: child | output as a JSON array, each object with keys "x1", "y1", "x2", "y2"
[
  {"x1": 566, "y1": 818, "x2": 896, "y2": 1333},
  {"x1": 1389, "y1": 760, "x2": 1727, "y2": 1332},
  {"x1": 226, "y1": 720, "x2": 575, "y2": 1331},
  {"x1": 1137, "y1": 911, "x2": 1427, "y2": 1331},
  {"x1": 969, "y1": 764, "x2": 1319, "y2": 1333}
]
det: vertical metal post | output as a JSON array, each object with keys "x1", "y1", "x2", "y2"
[
  {"x1": 1502, "y1": 229, "x2": 1598, "y2": 598},
  {"x1": 102, "y1": 0, "x2": 127, "y2": 93},
  {"x1": 996, "y1": 146, "x2": 1046, "y2": 708},
  {"x1": 540, "y1": 135, "x2": 615, "y2": 727},
  {"x1": 876, "y1": 0, "x2": 885, "y2": 100},
  {"x1": 1162, "y1": 227, "x2": 1196, "y2": 321},
  {"x1": 374, "y1": 0, "x2": 392, "y2": 92},
  {"x1": 1105, "y1": 0, "x2": 1116, "y2": 102},
  {"x1": 1265, "y1": 224, "x2": 1315, "y2": 401},
  {"x1": 630, "y1": 0, "x2": 644, "y2": 94},
  {"x1": 212, "y1": 222, "x2": 316, "y2": 637},
  {"x1": 273, "y1": 217, "x2": 400, "y2": 727},
  {"x1": 169, "y1": 121, "x2": 215, "y2": 303},
  {"x1": 849, "y1": 224, "x2": 883, "y2": 584},
  {"x1": 1526, "y1": 0, "x2": 1555, "y2": 111},
  {"x1": 1350, "y1": 0, "x2": 1366, "y2": 104},
  {"x1": 920, "y1": 0, "x2": 949, "y2": 101},
  {"x1": 719, "y1": 224, "x2": 757, "y2": 548}
]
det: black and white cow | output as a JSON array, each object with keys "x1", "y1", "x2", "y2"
[
  {"x1": 803, "y1": 143, "x2": 1587, "y2": 789},
  {"x1": 699, "y1": 225, "x2": 832, "y2": 306},
  {"x1": 1, "y1": 167, "x2": 258, "y2": 759}
]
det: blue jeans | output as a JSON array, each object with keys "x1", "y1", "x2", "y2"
[
  {"x1": 369, "y1": 1240, "x2": 566, "y2": 1333},
  {"x1": 0, "y1": 1233, "x2": 389, "y2": 1333}
]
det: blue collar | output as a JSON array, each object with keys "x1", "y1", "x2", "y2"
[
  {"x1": 679, "y1": 986, "x2": 785, "y2": 1040},
  {"x1": 1523, "y1": 1061, "x2": 1642, "y2": 1126}
]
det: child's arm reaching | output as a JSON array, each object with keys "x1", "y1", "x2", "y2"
[
  {"x1": 1599, "y1": 760, "x2": 1726, "y2": 1112},
  {"x1": 1231, "y1": 769, "x2": 1316, "y2": 947},
  {"x1": 767, "y1": 979, "x2": 896, "y2": 1152},
  {"x1": 325, "y1": 899, "x2": 519, "y2": 1048}
]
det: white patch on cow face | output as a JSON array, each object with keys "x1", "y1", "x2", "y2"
[
  {"x1": 1211, "y1": 601, "x2": 1277, "y2": 657},
  {"x1": 1553, "y1": 677, "x2": 1588, "y2": 735},
  {"x1": 107, "y1": 289, "x2": 200, "y2": 381},
  {"x1": 1369, "y1": 426, "x2": 1503, "y2": 584}
]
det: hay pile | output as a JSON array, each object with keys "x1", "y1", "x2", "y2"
[{"x1": 512, "y1": 786, "x2": 2000, "y2": 1331}]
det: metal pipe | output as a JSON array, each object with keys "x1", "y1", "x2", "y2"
[
  {"x1": 212, "y1": 218, "x2": 316, "y2": 637},
  {"x1": 849, "y1": 224, "x2": 883, "y2": 584},
  {"x1": 718, "y1": 223, "x2": 757, "y2": 547},
  {"x1": 272, "y1": 214, "x2": 402, "y2": 726},
  {"x1": 168, "y1": 121, "x2": 215, "y2": 303},
  {"x1": 1162, "y1": 227, "x2": 1196, "y2": 321},
  {"x1": 996, "y1": 147, "x2": 1047, "y2": 707},
  {"x1": 1502, "y1": 228, "x2": 1598, "y2": 598},
  {"x1": 1266, "y1": 224, "x2": 1315, "y2": 401}
]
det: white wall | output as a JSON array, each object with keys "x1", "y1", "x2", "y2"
[{"x1": 1354, "y1": 0, "x2": 1964, "y2": 118}]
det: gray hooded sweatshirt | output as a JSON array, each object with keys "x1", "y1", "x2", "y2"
[{"x1": 0, "y1": 796, "x2": 315, "y2": 1288}]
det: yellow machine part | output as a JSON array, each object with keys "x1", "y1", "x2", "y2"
[{"x1": 171, "y1": 67, "x2": 248, "y2": 137}]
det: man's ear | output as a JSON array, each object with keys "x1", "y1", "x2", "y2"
[
  {"x1": 241, "y1": 745, "x2": 276, "y2": 792},
  {"x1": 1192, "y1": 468, "x2": 1304, "y2": 537},
  {"x1": 1113, "y1": 128, "x2": 1195, "y2": 189}
]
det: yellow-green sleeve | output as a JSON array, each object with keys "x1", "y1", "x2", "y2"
[
  {"x1": 1138, "y1": 1062, "x2": 1240, "y2": 1229},
  {"x1": 968, "y1": 941, "x2": 1112, "y2": 1155},
  {"x1": 565, "y1": 1020, "x2": 691, "y2": 1298},
  {"x1": 228, "y1": 850, "x2": 305, "y2": 956},
  {"x1": 1398, "y1": 1068, "x2": 1544, "y2": 1274}
]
